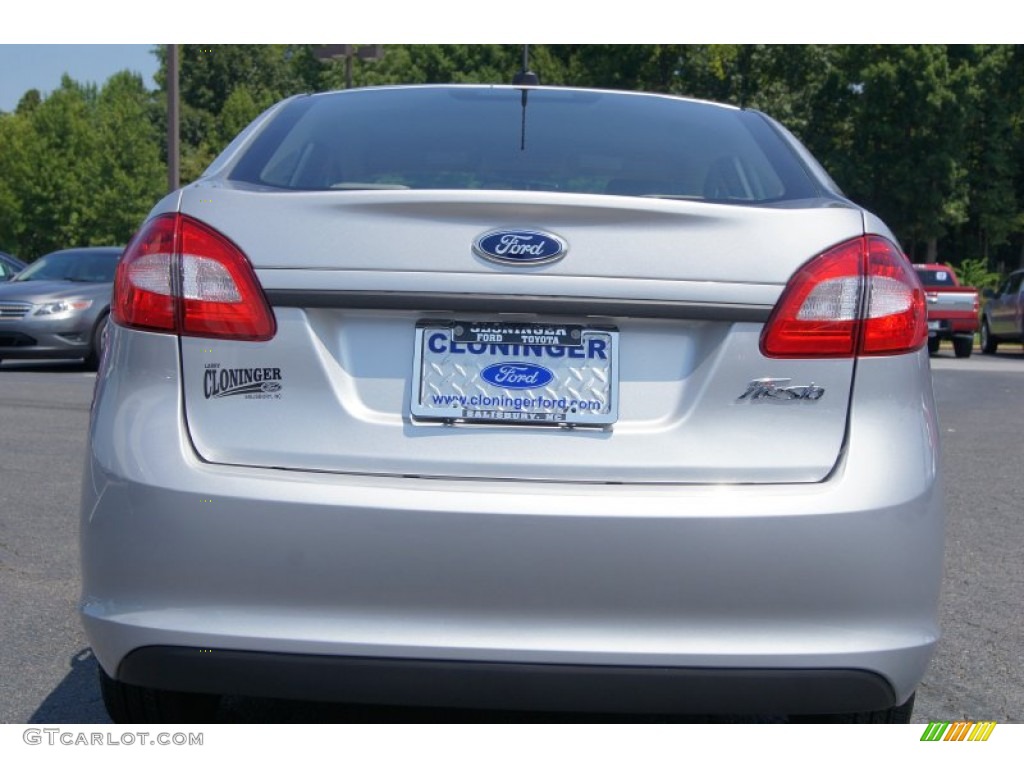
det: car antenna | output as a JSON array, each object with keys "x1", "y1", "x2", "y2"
[{"x1": 512, "y1": 45, "x2": 539, "y2": 151}]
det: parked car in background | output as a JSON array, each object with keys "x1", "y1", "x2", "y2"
[
  {"x1": 980, "y1": 268, "x2": 1024, "y2": 353},
  {"x1": 83, "y1": 85, "x2": 941, "y2": 724},
  {"x1": 0, "y1": 250, "x2": 27, "y2": 280},
  {"x1": 0, "y1": 246, "x2": 122, "y2": 369},
  {"x1": 912, "y1": 264, "x2": 979, "y2": 358}
]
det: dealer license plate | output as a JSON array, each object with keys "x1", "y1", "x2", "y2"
[{"x1": 411, "y1": 321, "x2": 619, "y2": 426}]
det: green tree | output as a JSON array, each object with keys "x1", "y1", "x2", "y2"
[
  {"x1": 934, "y1": 46, "x2": 1023, "y2": 273},
  {"x1": 218, "y1": 85, "x2": 261, "y2": 147},
  {"x1": 950, "y1": 257, "x2": 1001, "y2": 292},
  {"x1": 835, "y1": 46, "x2": 971, "y2": 261},
  {"x1": 15, "y1": 88, "x2": 42, "y2": 114},
  {"x1": 0, "y1": 111, "x2": 33, "y2": 251},
  {"x1": 164, "y1": 44, "x2": 311, "y2": 118},
  {"x1": 0, "y1": 72, "x2": 163, "y2": 259},
  {"x1": 91, "y1": 71, "x2": 164, "y2": 245},
  {"x1": 343, "y1": 45, "x2": 540, "y2": 89},
  {"x1": 154, "y1": 45, "x2": 322, "y2": 182},
  {"x1": 12, "y1": 76, "x2": 102, "y2": 257}
]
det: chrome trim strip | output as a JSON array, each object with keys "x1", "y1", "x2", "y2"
[{"x1": 265, "y1": 290, "x2": 772, "y2": 322}]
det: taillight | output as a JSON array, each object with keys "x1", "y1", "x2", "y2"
[
  {"x1": 859, "y1": 238, "x2": 928, "y2": 355},
  {"x1": 113, "y1": 213, "x2": 276, "y2": 341},
  {"x1": 761, "y1": 236, "x2": 926, "y2": 358}
]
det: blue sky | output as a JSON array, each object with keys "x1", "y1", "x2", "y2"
[{"x1": 0, "y1": 45, "x2": 159, "y2": 113}]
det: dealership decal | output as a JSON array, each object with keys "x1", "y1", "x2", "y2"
[
  {"x1": 427, "y1": 332, "x2": 608, "y2": 360},
  {"x1": 452, "y1": 322, "x2": 583, "y2": 347},
  {"x1": 203, "y1": 363, "x2": 283, "y2": 399}
]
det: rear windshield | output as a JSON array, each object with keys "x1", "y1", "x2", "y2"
[
  {"x1": 914, "y1": 268, "x2": 957, "y2": 287},
  {"x1": 230, "y1": 87, "x2": 820, "y2": 204}
]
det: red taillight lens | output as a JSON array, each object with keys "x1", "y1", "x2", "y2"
[
  {"x1": 113, "y1": 215, "x2": 177, "y2": 332},
  {"x1": 760, "y1": 238, "x2": 863, "y2": 357},
  {"x1": 859, "y1": 237, "x2": 928, "y2": 355},
  {"x1": 113, "y1": 214, "x2": 276, "y2": 341},
  {"x1": 761, "y1": 235, "x2": 926, "y2": 358}
]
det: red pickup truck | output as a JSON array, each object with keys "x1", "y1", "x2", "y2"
[{"x1": 912, "y1": 264, "x2": 979, "y2": 358}]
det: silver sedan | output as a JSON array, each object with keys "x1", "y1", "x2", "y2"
[
  {"x1": 0, "y1": 246, "x2": 121, "y2": 369},
  {"x1": 81, "y1": 85, "x2": 941, "y2": 723}
]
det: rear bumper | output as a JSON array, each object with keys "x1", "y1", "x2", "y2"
[
  {"x1": 926, "y1": 314, "x2": 977, "y2": 338},
  {"x1": 80, "y1": 329, "x2": 944, "y2": 713},
  {"x1": 117, "y1": 647, "x2": 897, "y2": 714}
]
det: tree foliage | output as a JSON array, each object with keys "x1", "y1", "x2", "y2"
[
  {"x1": 1, "y1": 44, "x2": 1023, "y2": 273},
  {"x1": 950, "y1": 257, "x2": 1002, "y2": 293},
  {"x1": 0, "y1": 73, "x2": 162, "y2": 258}
]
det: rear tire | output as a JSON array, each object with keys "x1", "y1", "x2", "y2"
[
  {"x1": 789, "y1": 692, "x2": 915, "y2": 724},
  {"x1": 98, "y1": 666, "x2": 220, "y2": 724},
  {"x1": 980, "y1": 319, "x2": 998, "y2": 354},
  {"x1": 927, "y1": 337, "x2": 940, "y2": 355},
  {"x1": 952, "y1": 335, "x2": 973, "y2": 358}
]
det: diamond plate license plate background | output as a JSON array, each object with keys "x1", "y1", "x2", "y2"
[{"x1": 412, "y1": 325, "x2": 618, "y2": 425}]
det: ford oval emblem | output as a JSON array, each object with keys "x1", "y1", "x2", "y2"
[
  {"x1": 481, "y1": 362, "x2": 554, "y2": 390},
  {"x1": 473, "y1": 229, "x2": 568, "y2": 266}
]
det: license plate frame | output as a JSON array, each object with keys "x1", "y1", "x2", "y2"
[{"x1": 411, "y1": 321, "x2": 619, "y2": 427}]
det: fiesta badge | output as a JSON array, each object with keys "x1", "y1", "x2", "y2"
[{"x1": 473, "y1": 229, "x2": 567, "y2": 266}]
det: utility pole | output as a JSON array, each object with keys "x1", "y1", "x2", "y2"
[
  {"x1": 313, "y1": 45, "x2": 384, "y2": 88},
  {"x1": 167, "y1": 44, "x2": 180, "y2": 192}
]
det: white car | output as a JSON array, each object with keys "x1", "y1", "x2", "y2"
[{"x1": 82, "y1": 85, "x2": 941, "y2": 723}]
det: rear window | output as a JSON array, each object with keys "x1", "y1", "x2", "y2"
[
  {"x1": 914, "y1": 268, "x2": 957, "y2": 287},
  {"x1": 229, "y1": 87, "x2": 820, "y2": 204}
]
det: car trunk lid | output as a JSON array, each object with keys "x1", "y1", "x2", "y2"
[{"x1": 176, "y1": 188, "x2": 862, "y2": 484}]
